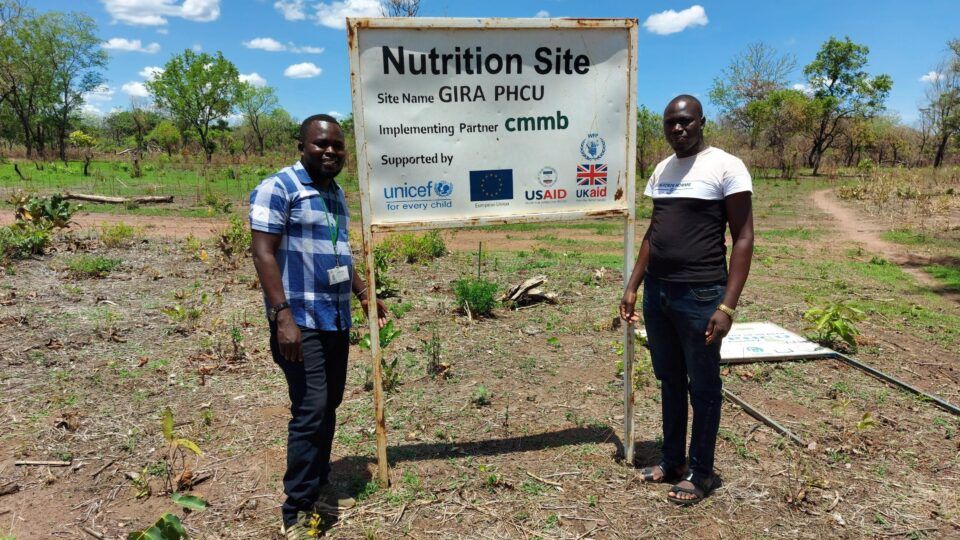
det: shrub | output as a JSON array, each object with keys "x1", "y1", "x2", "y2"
[
  {"x1": 0, "y1": 223, "x2": 51, "y2": 261},
  {"x1": 803, "y1": 300, "x2": 865, "y2": 350},
  {"x1": 379, "y1": 231, "x2": 447, "y2": 263},
  {"x1": 100, "y1": 222, "x2": 140, "y2": 248},
  {"x1": 67, "y1": 255, "x2": 122, "y2": 278},
  {"x1": 217, "y1": 214, "x2": 251, "y2": 258},
  {"x1": 12, "y1": 192, "x2": 77, "y2": 229},
  {"x1": 454, "y1": 278, "x2": 498, "y2": 317}
]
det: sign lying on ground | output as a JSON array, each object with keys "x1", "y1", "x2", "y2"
[
  {"x1": 348, "y1": 18, "x2": 637, "y2": 230},
  {"x1": 638, "y1": 322, "x2": 832, "y2": 362}
]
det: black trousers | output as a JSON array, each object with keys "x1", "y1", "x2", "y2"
[{"x1": 270, "y1": 324, "x2": 349, "y2": 527}]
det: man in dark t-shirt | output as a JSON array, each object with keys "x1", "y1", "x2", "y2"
[{"x1": 620, "y1": 95, "x2": 755, "y2": 505}]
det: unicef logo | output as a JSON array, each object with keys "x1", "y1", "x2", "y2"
[
  {"x1": 580, "y1": 133, "x2": 606, "y2": 161},
  {"x1": 538, "y1": 167, "x2": 558, "y2": 187},
  {"x1": 435, "y1": 180, "x2": 453, "y2": 197}
]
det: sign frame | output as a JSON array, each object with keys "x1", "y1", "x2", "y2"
[{"x1": 347, "y1": 16, "x2": 639, "y2": 484}]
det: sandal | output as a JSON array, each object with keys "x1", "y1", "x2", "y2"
[
  {"x1": 667, "y1": 473, "x2": 720, "y2": 506},
  {"x1": 639, "y1": 463, "x2": 684, "y2": 484}
]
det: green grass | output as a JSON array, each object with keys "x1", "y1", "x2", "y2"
[
  {"x1": 756, "y1": 227, "x2": 823, "y2": 241},
  {"x1": 925, "y1": 264, "x2": 960, "y2": 292},
  {"x1": 66, "y1": 255, "x2": 122, "y2": 278}
]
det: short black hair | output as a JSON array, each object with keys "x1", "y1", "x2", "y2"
[
  {"x1": 299, "y1": 114, "x2": 340, "y2": 142},
  {"x1": 666, "y1": 94, "x2": 704, "y2": 118}
]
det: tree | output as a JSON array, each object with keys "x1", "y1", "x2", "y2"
[
  {"x1": 235, "y1": 82, "x2": 278, "y2": 156},
  {"x1": 381, "y1": 0, "x2": 420, "y2": 17},
  {"x1": 148, "y1": 120, "x2": 181, "y2": 157},
  {"x1": 146, "y1": 49, "x2": 240, "y2": 162},
  {"x1": 803, "y1": 37, "x2": 893, "y2": 175},
  {"x1": 68, "y1": 129, "x2": 95, "y2": 175},
  {"x1": 47, "y1": 11, "x2": 107, "y2": 162},
  {"x1": 636, "y1": 105, "x2": 667, "y2": 178},
  {"x1": 747, "y1": 89, "x2": 818, "y2": 177},
  {"x1": 0, "y1": 8, "x2": 105, "y2": 160},
  {"x1": 923, "y1": 39, "x2": 960, "y2": 167},
  {"x1": 709, "y1": 42, "x2": 795, "y2": 146},
  {"x1": 0, "y1": 5, "x2": 56, "y2": 158}
]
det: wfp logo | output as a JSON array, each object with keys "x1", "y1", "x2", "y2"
[
  {"x1": 580, "y1": 133, "x2": 606, "y2": 161},
  {"x1": 383, "y1": 180, "x2": 453, "y2": 212}
]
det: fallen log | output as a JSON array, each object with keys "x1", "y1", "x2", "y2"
[{"x1": 64, "y1": 193, "x2": 173, "y2": 204}]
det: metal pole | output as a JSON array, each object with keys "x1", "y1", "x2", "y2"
[
  {"x1": 722, "y1": 388, "x2": 806, "y2": 447},
  {"x1": 833, "y1": 353, "x2": 960, "y2": 416}
]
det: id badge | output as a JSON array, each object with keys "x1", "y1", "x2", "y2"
[{"x1": 327, "y1": 265, "x2": 350, "y2": 285}]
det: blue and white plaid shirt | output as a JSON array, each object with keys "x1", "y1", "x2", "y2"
[{"x1": 249, "y1": 161, "x2": 353, "y2": 331}]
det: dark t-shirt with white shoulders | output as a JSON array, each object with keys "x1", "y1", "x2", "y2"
[{"x1": 643, "y1": 147, "x2": 752, "y2": 283}]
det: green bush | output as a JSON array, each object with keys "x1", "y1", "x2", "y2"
[
  {"x1": 453, "y1": 278, "x2": 498, "y2": 317},
  {"x1": 379, "y1": 231, "x2": 447, "y2": 263},
  {"x1": 217, "y1": 214, "x2": 251, "y2": 257},
  {"x1": 0, "y1": 223, "x2": 51, "y2": 261},
  {"x1": 100, "y1": 222, "x2": 140, "y2": 248},
  {"x1": 803, "y1": 300, "x2": 865, "y2": 350},
  {"x1": 67, "y1": 255, "x2": 122, "y2": 278},
  {"x1": 11, "y1": 192, "x2": 77, "y2": 229}
]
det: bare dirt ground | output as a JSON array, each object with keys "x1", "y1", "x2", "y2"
[{"x1": 1, "y1": 179, "x2": 959, "y2": 539}]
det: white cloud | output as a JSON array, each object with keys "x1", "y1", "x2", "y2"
[
  {"x1": 920, "y1": 71, "x2": 943, "y2": 83},
  {"x1": 84, "y1": 84, "x2": 115, "y2": 102},
  {"x1": 290, "y1": 44, "x2": 325, "y2": 54},
  {"x1": 792, "y1": 83, "x2": 814, "y2": 96},
  {"x1": 284, "y1": 62, "x2": 322, "y2": 78},
  {"x1": 244, "y1": 37, "x2": 286, "y2": 51},
  {"x1": 156, "y1": 28, "x2": 169, "y2": 35},
  {"x1": 314, "y1": 0, "x2": 382, "y2": 30},
  {"x1": 242, "y1": 37, "x2": 324, "y2": 54},
  {"x1": 328, "y1": 110, "x2": 343, "y2": 118},
  {"x1": 192, "y1": 43, "x2": 203, "y2": 52},
  {"x1": 121, "y1": 81, "x2": 150, "y2": 98},
  {"x1": 139, "y1": 66, "x2": 164, "y2": 80},
  {"x1": 275, "y1": 0, "x2": 307, "y2": 20},
  {"x1": 643, "y1": 5, "x2": 708, "y2": 35},
  {"x1": 102, "y1": 38, "x2": 161, "y2": 53},
  {"x1": 81, "y1": 103, "x2": 104, "y2": 116},
  {"x1": 535, "y1": 10, "x2": 550, "y2": 18},
  {"x1": 102, "y1": 0, "x2": 221, "y2": 26},
  {"x1": 240, "y1": 72, "x2": 268, "y2": 87}
]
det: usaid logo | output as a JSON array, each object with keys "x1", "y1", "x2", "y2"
[
  {"x1": 384, "y1": 180, "x2": 453, "y2": 211},
  {"x1": 525, "y1": 167, "x2": 566, "y2": 203},
  {"x1": 538, "y1": 167, "x2": 558, "y2": 187}
]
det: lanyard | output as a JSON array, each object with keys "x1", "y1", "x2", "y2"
[{"x1": 316, "y1": 186, "x2": 340, "y2": 264}]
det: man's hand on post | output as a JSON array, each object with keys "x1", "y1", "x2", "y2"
[
  {"x1": 276, "y1": 310, "x2": 303, "y2": 362},
  {"x1": 619, "y1": 291, "x2": 642, "y2": 324},
  {"x1": 361, "y1": 297, "x2": 389, "y2": 329},
  {"x1": 704, "y1": 309, "x2": 732, "y2": 346}
]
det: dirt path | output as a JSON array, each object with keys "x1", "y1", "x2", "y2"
[
  {"x1": 0, "y1": 211, "x2": 229, "y2": 239},
  {"x1": 812, "y1": 188, "x2": 959, "y2": 303}
]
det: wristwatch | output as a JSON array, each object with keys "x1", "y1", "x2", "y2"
[
  {"x1": 716, "y1": 303, "x2": 736, "y2": 320},
  {"x1": 268, "y1": 301, "x2": 290, "y2": 322}
]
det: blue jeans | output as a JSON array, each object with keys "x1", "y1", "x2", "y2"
[
  {"x1": 270, "y1": 324, "x2": 349, "y2": 527},
  {"x1": 642, "y1": 275, "x2": 725, "y2": 483}
]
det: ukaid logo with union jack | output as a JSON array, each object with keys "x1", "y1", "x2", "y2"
[{"x1": 575, "y1": 163, "x2": 607, "y2": 199}]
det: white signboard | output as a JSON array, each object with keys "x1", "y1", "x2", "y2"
[
  {"x1": 721, "y1": 322, "x2": 834, "y2": 362},
  {"x1": 638, "y1": 322, "x2": 834, "y2": 362},
  {"x1": 348, "y1": 18, "x2": 637, "y2": 230}
]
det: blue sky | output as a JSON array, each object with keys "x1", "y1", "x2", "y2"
[{"x1": 31, "y1": 1, "x2": 960, "y2": 125}]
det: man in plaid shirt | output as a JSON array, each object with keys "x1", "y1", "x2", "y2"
[{"x1": 249, "y1": 114, "x2": 386, "y2": 539}]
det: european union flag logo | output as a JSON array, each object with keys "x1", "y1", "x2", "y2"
[{"x1": 469, "y1": 169, "x2": 514, "y2": 202}]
